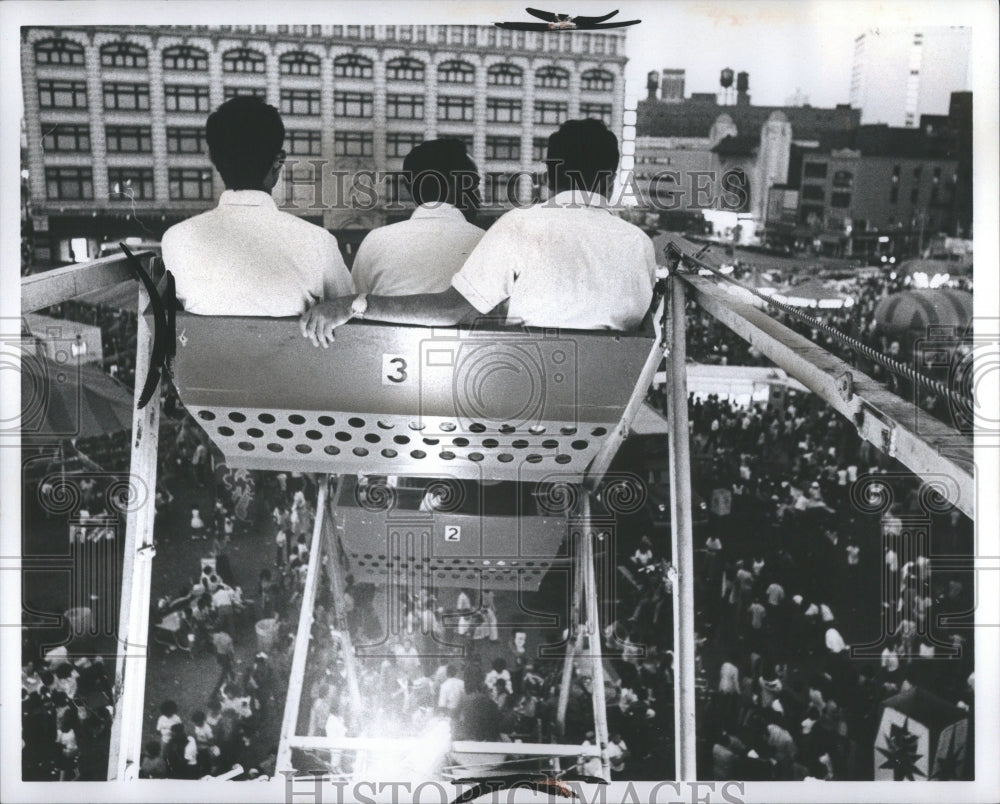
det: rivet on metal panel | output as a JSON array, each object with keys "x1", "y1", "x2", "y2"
[{"x1": 837, "y1": 371, "x2": 854, "y2": 402}]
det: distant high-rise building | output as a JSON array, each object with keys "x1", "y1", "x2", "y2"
[
  {"x1": 660, "y1": 68, "x2": 685, "y2": 102},
  {"x1": 850, "y1": 27, "x2": 971, "y2": 127}
]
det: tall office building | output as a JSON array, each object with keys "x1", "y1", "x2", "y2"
[
  {"x1": 849, "y1": 27, "x2": 971, "y2": 127},
  {"x1": 21, "y1": 24, "x2": 627, "y2": 265}
]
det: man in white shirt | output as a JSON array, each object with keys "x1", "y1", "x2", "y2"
[
  {"x1": 301, "y1": 119, "x2": 657, "y2": 345},
  {"x1": 352, "y1": 139, "x2": 484, "y2": 295},
  {"x1": 162, "y1": 97, "x2": 353, "y2": 316},
  {"x1": 437, "y1": 663, "x2": 465, "y2": 716}
]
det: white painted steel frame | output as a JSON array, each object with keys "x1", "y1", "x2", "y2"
[
  {"x1": 668, "y1": 276, "x2": 697, "y2": 779},
  {"x1": 107, "y1": 284, "x2": 162, "y2": 779},
  {"x1": 276, "y1": 479, "x2": 332, "y2": 773}
]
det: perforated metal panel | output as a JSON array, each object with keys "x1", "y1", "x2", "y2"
[
  {"x1": 332, "y1": 476, "x2": 569, "y2": 591},
  {"x1": 169, "y1": 313, "x2": 664, "y2": 483}
]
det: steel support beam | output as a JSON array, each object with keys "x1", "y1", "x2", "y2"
[
  {"x1": 555, "y1": 531, "x2": 585, "y2": 741},
  {"x1": 667, "y1": 256, "x2": 973, "y2": 518},
  {"x1": 584, "y1": 297, "x2": 667, "y2": 491},
  {"x1": 667, "y1": 277, "x2": 698, "y2": 780},
  {"x1": 21, "y1": 251, "x2": 158, "y2": 313},
  {"x1": 321, "y1": 479, "x2": 364, "y2": 729},
  {"x1": 277, "y1": 480, "x2": 332, "y2": 774},
  {"x1": 582, "y1": 497, "x2": 611, "y2": 781},
  {"x1": 107, "y1": 285, "x2": 161, "y2": 780}
]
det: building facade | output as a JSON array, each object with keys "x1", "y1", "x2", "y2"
[
  {"x1": 849, "y1": 27, "x2": 971, "y2": 128},
  {"x1": 632, "y1": 109, "x2": 792, "y2": 237},
  {"x1": 795, "y1": 149, "x2": 959, "y2": 258},
  {"x1": 21, "y1": 24, "x2": 627, "y2": 266}
]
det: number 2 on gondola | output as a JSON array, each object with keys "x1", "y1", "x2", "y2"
[
  {"x1": 444, "y1": 526, "x2": 461, "y2": 542},
  {"x1": 382, "y1": 354, "x2": 410, "y2": 385}
]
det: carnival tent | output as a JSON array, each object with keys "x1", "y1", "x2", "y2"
[
  {"x1": 873, "y1": 288, "x2": 973, "y2": 338},
  {"x1": 21, "y1": 354, "x2": 133, "y2": 442}
]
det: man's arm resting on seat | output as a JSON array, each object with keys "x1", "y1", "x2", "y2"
[{"x1": 300, "y1": 287, "x2": 481, "y2": 347}]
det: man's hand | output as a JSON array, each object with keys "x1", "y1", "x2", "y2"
[{"x1": 300, "y1": 297, "x2": 354, "y2": 348}]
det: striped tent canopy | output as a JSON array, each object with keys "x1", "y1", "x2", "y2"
[
  {"x1": 21, "y1": 355, "x2": 133, "y2": 442},
  {"x1": 873, "y1": 289, "x2": 973, "y2": 338}
]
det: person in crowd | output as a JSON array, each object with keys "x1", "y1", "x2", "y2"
[
  {"x1": 162, "y1": 96, "x2": 353, "y2": 316},
  {"x1": 164, "y1": 722, "x2": 198, "y2": 778},
  {"x1": 156, "y1": 700, "x2": 182, "y2": 746},
  {"x1": 437, "y1": 663, "x2": 465, "y2": 719},
  {"x1": 308, "y1": 683, "x2": 332, "y2": 737},
  {"x1": 352, "y1": 139, "x2": 485, "y2": 295},
  {"x1": 300, "y1": 118, "x2": 657, "y2": 345},
  {"x1": 211, "y1": 627, "x2": 237, "y2": 693},
  {"x1": 190, "y1": 709, "x2": 218, "y2": 775},
  {"x1": 55, "y1": 712, "x2": 80, "y2": 781},
  {"x1": 139, "y1": 739, "x2": 168, "y2": 778}
]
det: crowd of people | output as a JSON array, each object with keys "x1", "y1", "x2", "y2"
[
  {"x1": 293, "y1": 573, "x2": 653, "y2": 779},
  {"x1": 614, "y1": 388, "x2": 975, "y2": 780},
  {"x1": 141, "y1": 479, "x2": 319, "y2": 779},
  {"x1": 21, "y1": 649, "x2": 115, "y2": 780}
]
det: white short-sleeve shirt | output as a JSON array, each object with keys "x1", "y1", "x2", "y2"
[
  {"x1": 352, "y1": 203, "x2": 485, "y2": 295},
  {"x1": 162, "y1": 190, "x2": 354, "y2": 316},
  {"x1": 451, "y1": 190, "x2": 657, "y2": 329}
]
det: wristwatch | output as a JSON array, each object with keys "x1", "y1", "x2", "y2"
[{"x1": 350, "y1": 293, "x2": 369, "y2": 320}]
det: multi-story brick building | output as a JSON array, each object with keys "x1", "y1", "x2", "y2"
[
  {"x1": 633, "y1": 91, "x2": 861, "y2": 237},
  {"x1": 21, "y1": 24, "x2": 627, "y2": 266}
]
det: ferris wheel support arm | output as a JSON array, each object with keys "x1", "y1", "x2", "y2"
[
  {"x1": 107, "y1": 283, "x2": 161, "y2": 780},
  {"x1": 667, "y1": 276, "x2": 698, "y2": 780},
  {"x1": 276, "y1": 479, "x2": 332, "y2": 775}
]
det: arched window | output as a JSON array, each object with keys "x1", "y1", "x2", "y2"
[
  {"x1": 386, "y1": 57, "x2": 425, "y2": 82},
  {"x1": 162, "y1": 45, "x2": 209, "y2": 71},
  {"x1": 34, "y1": 38, "x2": 85, "y2": 66},
  {"x1": 100, "y1": 41, "x2": 148, "y2": 68},
  {"x1": 333, "y1": 54, "x2": 373, "y2": 78},
  {"x1": 222, "y1": 47, "x2": 266, "y2": 74},
  {"x1": 438, "y1": 60, "x2": 475, "y2": 84},
  {"x1": 279, "y1": 51, "x2": 320, "y2": 76},
  {"x1": 581, "y1": 68, "x2": 614, "y2": 92},
  {"x1": 535, "y1": 65, "x2": 569, "y2": 90},
  {"x1": 487, "y1": 63, "x2": 523, "y2": 87}
]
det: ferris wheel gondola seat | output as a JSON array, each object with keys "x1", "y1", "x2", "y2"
[{"x1": 159, "y1": 298, "x2": 664, "y2": 482}]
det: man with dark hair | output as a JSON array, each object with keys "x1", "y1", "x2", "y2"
[
  {"x1": 301, "y1": 118, "x2": 656, "y2": 344},
  {"x1": 351, "y1": 139, "x2": 484, "y2": 296},
  {"x1": 162, "y1": 96, "x2": 353, "y2": 316}
]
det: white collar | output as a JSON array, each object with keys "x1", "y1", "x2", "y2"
[
  {"x1": 219, "y1": 189, "x2": 277, "y2": 208},
  {"x1": 549, "y1": 189, "x2": 613, "y2": 212},
  {"x1": 411, "y1": 202, "x2": 467, "y2": 222}
]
